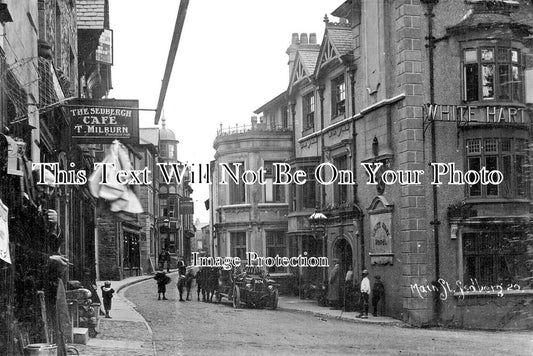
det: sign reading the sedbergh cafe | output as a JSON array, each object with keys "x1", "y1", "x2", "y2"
[{"x1": 69, "y1": 99, "x2": 140, "y2": 144}]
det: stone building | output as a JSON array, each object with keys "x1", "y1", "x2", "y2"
[
  {"x1": 212, "y1": 110, "x2": 293, "y2": 281},
  {"x1": 157, "y1": 119, "x2": 195, "y2": 266},
  {"x1": 250, "y1": 0, "x2": 532, "y2": 329}
]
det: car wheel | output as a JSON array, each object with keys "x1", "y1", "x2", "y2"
[
  {"x1": 269, "y1": 290, "x2": 279, "y2": 310},
  {"x1": 232, "y1": 286, "x2": 241, "y2": 309}
]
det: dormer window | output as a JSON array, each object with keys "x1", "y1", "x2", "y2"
[{"x1": 463, "y1": 46, "x2": 523, "y2": 103}]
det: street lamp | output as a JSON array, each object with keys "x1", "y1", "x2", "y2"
[
  {"x1": 309, "y1": 209, "x2": 328, "y2": 282},
  {"x1": 163, "y1": 218, "x2": 170, "y2": 251}
]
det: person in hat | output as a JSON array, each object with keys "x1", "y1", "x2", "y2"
[
  {"x1": 154, "y1": 270, "x2": 171, "y2": 300},
  {"x1": 327, "y1": 259, "x2": 341, "y2": 309},
  {"x1": 372, "y1": 275, "x2": 385, "y2": 317},
  {"x1": 357, "y1": 269, "x2": 371, "y2": 319},
  {"x1": 101, "y1": 281, "x2": 115, "y2": 318},
  {"x1": 13, "y1": 166, "x2": 69, "y2": 342}
]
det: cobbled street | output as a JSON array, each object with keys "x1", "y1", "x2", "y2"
[{"x1": 123, "y1": 279, "x2": 533, "y2": 356}]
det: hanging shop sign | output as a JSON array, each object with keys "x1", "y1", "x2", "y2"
[
  {"x1": 423, "y1": 103, "x2": 528, "y2": 125},
  {"x1": 179, "y1": 199, "x2": 194, "y2": 215},
  {"x1": 95, "y1": 29, "x2": 113, "y2": 65},
  {"x1": 69, "y1": 99, "x2": 139, "y2": 144},
  {"x1": 0, "y1": 199, "x2": 11, "y2": 264}
]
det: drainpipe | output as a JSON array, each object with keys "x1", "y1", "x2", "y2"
[
  {"x1": 348, "y1": 66, "x2": 364, "y2": 269},
  {"x1": 290, "y1": 101, "x2": 297, "y2": 212},
  {"x1": 422, "y1": 0, "x2": 441, "y2": 323},
  {"x1": 318, "y1": 86, "x2": 326, "y2": 207}
]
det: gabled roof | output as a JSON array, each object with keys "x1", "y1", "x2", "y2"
[
  {"x1": 76, "y1": 0, "x2": 108, "y2": 30},
  {"x1": 288, "y1": 46, "x2": 320, "y2": 94},
  {"x1": 315, "y1": 22, "x2": 353, "y2": 77},
  {"x1": 327, "y1": 24, "x2": 353, "y2": 56}
]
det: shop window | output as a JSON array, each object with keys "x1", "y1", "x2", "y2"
[
  {"x1": 463, "y1": 229, "x2": 532, "y2": 288},
  {"x1": 303, "y1": 91, "x2": 315, "y2": 130},
  {"x1": 332, "y1": 75, "x2": 346, "y2": 118},
  {"x1": 264, "y1": 161, "x2": 285, "y2": 203},
  {"x1": 466, "y1": 138, "x2": 527, "y2": 198},
  {"x1": 266, "y1": 231, "x2": 286, "y2": 273},
  {"x1": 231, "y1": 231, "x2": 247, "y2": 260},
  {"x1": 463, "y1": 47, "x2": 523, "y2": 102},
  {"x1": 228, "y1": 162, "x2": 245, "y2": 204}
]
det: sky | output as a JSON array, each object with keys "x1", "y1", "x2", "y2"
[{"x1": 108, "y1": 0, "x2": 343, "y2": 222}]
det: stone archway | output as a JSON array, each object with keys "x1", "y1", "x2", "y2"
[{"x1": 332, "y1": 237, "x2": 353, "y2": 281}]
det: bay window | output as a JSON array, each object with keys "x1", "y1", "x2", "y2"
[{"x1": 463, "y1": 46, "x2": 523, "y2": 102}]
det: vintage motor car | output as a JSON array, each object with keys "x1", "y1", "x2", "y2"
[{"x1": 216, "y1": 266, "x2": 279, "y2": 309}]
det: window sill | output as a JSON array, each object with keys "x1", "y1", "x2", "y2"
[
  {"x1": 302, "y1": 127, "x2": 315, "y2": 137},
  {"x1": 258, "y1": 203, "x2": 289, "y2": 207},
  {"x1": 331, "y1": 113, "x2": 346, "y2": 122},
  {"x1": 462, "y1": 100, "x2": 526, "y2": 108},
  {"x1": 453, "y1": 289, "x2": 532, "y2": 298},
  {"x1": 463, "y1": 198, "x2": 530, "y2": 204}
]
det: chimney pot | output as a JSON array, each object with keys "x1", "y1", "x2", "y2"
[
  {"x1": 309, "y1": 33, "x2": 317, "y2": 44},
  {"x1": 300, "y1": 33, "x2": 308, "y2": 44},
  {"x1": 291, "y1": 33, "x2": 299, "y2": 44}
]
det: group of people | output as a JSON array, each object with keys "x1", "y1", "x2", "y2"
[
  {"x1": 327, "y1": 259, "x2": 385, "y2": 319},
  {"x1": 153, "y1": 260, "x2": 223, "y2": 303}
]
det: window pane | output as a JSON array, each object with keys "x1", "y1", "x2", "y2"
[
  {"x1": 465, "y1": 63, "x2": 479, "y2": 101},
  {"x1": 501, "y1": 139, "x2": 511, "y2": 152},
  {"x1": 497, "y1": 48, "x2": 509, "y2": 62},
  {"x1": 511, "y1": 49, "x2": 519, "y2": 63},
  {"x1": 498, "y1": 64, "x2": 510, "y2": 100},
  {"x1": 511, "y1": 65, "x2": 521, "y2": 101},
  {"x1": 486, "y1": 156, "x2": 498, "y2": 196},
  {"x1": 484, "y1": 139, "x2": 498, "y2": 153},
  {"x1": 467, "y1": 139, "x2": 481, "y2": 154},
  {"x1": 516, "y1": 155, "x2": 526, "y2": 197},
  {"x1": 479, "y1": 256, "x2": 494, "y2": 284},
  {"x1": 468, "y1": 157, "x2": 481, "y2": 196},
  {"x1": 464, "y1": 49, "x2": 477, "y2": 63},
  {"x1": 501, "y1": 155, "x2": 512, "y2": 197},
  {"x1": 482, "y1": 65, "x2": 494, "y2": 99},
  {"x1": 481, "y1": 48, "x2": 494, "y2": 61}
]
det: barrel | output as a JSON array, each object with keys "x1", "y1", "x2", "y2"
[{"x1": 23, "y1": 343, "x2": 58, "y2": 356}]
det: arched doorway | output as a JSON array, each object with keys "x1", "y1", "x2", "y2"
[{"x1": 333, "y1": 238, "x2": 353, "y2": 282}]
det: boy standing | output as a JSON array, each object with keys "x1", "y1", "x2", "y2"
[
  {"x1": 101, "y1": 281, "x2": 115, "y2": 318},
  {"x1": 357, "y1": 270, "x2": 371, "y2": 319}
]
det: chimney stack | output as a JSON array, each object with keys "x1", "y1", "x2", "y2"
[
  {"x1": 300, "y1": 33, "x2": 308, "y2": 44},
  {"x1": 291, "y1": 33, "x2": 299, "y2": 45},
  {"x1": 309, "y1": 33, "x2": 317, "y2": 44}
]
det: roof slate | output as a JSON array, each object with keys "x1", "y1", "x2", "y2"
[
  {"x1": 76, "y1": 0, "x2": 106, "y2": 30},
  {"x1": 297, "y1": 45, "x2": 320, "y2": 75},
  {"x1": 326, "y1": 24, "x2": 353, "y2": 56}
]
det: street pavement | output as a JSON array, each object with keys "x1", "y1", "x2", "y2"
[{"x1": 72, "y1": 273, "x2": 533, "y2": 355}]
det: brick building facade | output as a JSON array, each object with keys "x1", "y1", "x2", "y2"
[{"x1": 247, "y1": 0, "x2": 532, "y2": 329}]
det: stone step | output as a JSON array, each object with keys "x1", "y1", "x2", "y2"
[{"x1": 72, "y1": 327, "x2": 89, "y2": 345}]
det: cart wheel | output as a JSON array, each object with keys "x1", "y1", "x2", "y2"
[
  {"x1": 232, "y1": 286, "x2": 241, "y2": 309},
  {"x1": 269, "y1": 290, "x2": 279, "y2": 310},
  {"x1": 215, "y1": 291, "x2": 222, "y2": 303}
]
